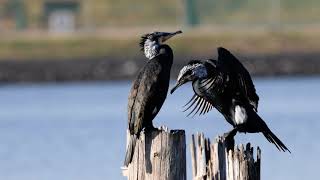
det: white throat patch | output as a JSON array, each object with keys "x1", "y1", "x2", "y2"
[{"x1": 144, "y1": 39, "x2": 159, "y2": 60}]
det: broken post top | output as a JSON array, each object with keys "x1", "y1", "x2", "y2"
[
  {"x1": 123, "y1": 127, "x2": 186, "y2": 180},
  {"x1": 191, "y1": 133, "x2": 261, "y2": 180}
]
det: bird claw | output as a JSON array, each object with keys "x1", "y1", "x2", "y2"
[
  {"x1": 222, "y1": 129, "x2": 237, "y2": 150},
  {"x1": 222, "y1": 132, "x2": 231, "y2": 139}
]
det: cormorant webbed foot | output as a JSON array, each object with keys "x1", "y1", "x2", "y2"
[{"x1": 222, "y1": 128, "x2": 238, "y2": 150}]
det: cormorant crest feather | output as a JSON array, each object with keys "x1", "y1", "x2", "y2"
[
  {"x1": 139, "y1": 33, "x2": 158, "y2": 59},
  {"x1": 139, "y1": 34, "x2": 148, "y2": 51},
  {"x1": 139, "y1": 31, "x2": 182, "y2": 59}
]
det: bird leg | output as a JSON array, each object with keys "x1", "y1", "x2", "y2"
[
  {"x1": 222, "y1": 128, "x2": 238, "y2": 151},
  {"x1": 144, "y1": 122, "x2": 158, "y2": 133}
]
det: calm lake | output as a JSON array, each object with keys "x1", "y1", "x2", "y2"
[{"x1": 0, "y1": 77, "x2": 319, "y2": 180}]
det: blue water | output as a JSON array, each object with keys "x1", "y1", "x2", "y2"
[{"x1": 0, "y1": 77, "x2": 319, "y2": 180}]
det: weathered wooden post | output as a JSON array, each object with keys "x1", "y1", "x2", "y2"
[
  {"x1": 190, "y1": 133, "x2": 261, "y2": 180},
  {"x1": 122, "y1": 127, "x2": 186, "y2": 180}
]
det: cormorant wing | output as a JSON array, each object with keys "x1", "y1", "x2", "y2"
[
  {"x1": 184, "y1": 72, "x2": 225, "y2": 116},
  {"x1": 183, "y1": 94, "x2": 214, "y2": 117},
  {"x1": 127, "y1": 61, "x2": 163, "y2": 135},
  {"x1": 217, "y1": 47, "x2": 259, "y2": 111},
  {"x1": 127, "y1": 70, "x2": 143, "y2": 132}
]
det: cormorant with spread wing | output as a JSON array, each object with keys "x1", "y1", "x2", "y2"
[
  {"x1": 171, "y1": 47, "x2": 290, "y2": 152},
  {"x1": 124, "y1": 30, "x2": 182, "y2": 166}
]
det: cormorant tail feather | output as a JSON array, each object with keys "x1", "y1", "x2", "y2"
[
  {"x1": 262, "y1": 130, "x2": 291, "y2": 153},
  {"x1": 124, "y1": 134, "x2": 138, "y2": 166}
]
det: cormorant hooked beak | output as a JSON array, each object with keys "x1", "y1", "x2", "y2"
[
  {"x1": 159, "y1": 30, "x2": 182, "y2": 43},
  {"x1": 170, "y1": 78, "x2": 188, "y2": 94}
]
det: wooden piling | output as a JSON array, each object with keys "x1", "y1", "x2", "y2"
[
  {"x1": 190, "y1": 133, "x2": 261, "y2": 180},
  {"x1": 122, "y1": 128, "x2": 186, "y2": 180}
]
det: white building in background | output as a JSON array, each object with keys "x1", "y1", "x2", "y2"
[
  {"x1": 48, "y1": 9, "x2": 76, "y2": 33},
  {"x1": 45, "y1": 0, "x2": 79, "y2": 33}
]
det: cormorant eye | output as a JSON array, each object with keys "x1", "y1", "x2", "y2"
[{"x1": 185, "y1": 70, "x2": 192, "y2": 76}]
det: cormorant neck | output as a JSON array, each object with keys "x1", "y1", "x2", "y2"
[
  {"x1": 192, "y1": 79, "x2": 205, "y2": 96},
  {"x1": 157, "y1": 44, "x2": 173, "y2": 67},
  {"x1": 158, "y1": 44, "x2": 173, "y2": 57}
]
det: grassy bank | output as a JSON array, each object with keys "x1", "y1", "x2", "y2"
[
  {"x1": 0, "y1": 28, "x2": 320, "y2": 82},
  {"x1": 1, "y1": 28, "x2": 320, "y2": 61}
]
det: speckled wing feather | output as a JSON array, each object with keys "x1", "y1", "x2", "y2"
[
  {"x1": 127, "y1": 60, "x2": 163, "y2": 135},
  {"x1": 217, "y1": 47, "x2": 259, "y2": 111},
  {"x1": 127, "y1": 70, "x2": 143, "y2": 132}
]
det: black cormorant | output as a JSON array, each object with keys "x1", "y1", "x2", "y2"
[
  {"x1": 171, "y1": 47, "x2": 290, "y2": 152},
  {"x1": 124, "y1": 30, "x2": 182, "y2": 166}
]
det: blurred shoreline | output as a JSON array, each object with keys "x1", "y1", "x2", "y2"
[
  {"x1": 0, "y1": 51, "x2": 319, "y2": 82},
  {"x1": 1, "y1": 28, "x2": 320, "y2": 82}
]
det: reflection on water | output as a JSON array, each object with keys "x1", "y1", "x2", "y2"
[{"x1": 0, "y1": 77, "x2": 319, "y2": 180}]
